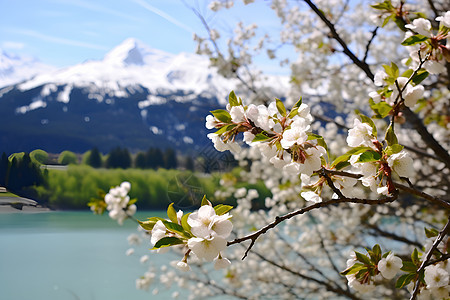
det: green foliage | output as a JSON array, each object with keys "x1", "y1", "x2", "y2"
[
  {"x1": 34, "y1": 165, "x2": 223, "y2": 209},
  {"x1": 30, "y1": 149, "x2": 49, "y2": 165},
  {"x1": 84, "y1": 147, "x2": 102, "y2": 168},
  {"x1": 58, "y1": 150, "x2": 78, "y2": 165},
  {"x1": 105, "y1": 147, "x2": 131, "y2": 169}
]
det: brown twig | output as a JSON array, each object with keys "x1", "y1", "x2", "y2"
[
  {"x1": 227, "y1": 194, "x2": 398, "y2": 259},
  {"x1": 410, "y1": 216, "x2": 450, "y2": 300}
]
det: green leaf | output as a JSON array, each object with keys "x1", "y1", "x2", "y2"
[
  {"x1": 385, "y1": 144, "x2": 404, "y2": 156},
  {"x1": 372, "y1": 244, "x2": 382, "y2": 261},
  {"x1": 307, "y1": 133, "x2": 323, "y2": 140},
  {"x1": 401, "y1": 34, "x2": 429, "y2": 46},
  {"x1": 276, "y1": 98, "x2": 287, "y2": 117},
  {"x1": 293, "y1": 97, "x2": 303, "y2": 109},
  {"x1": 383, "y1": 62, "x2": 399, "y2": 79},
  {"x1": 401, "y1": 69, "x2": 414, "y2": 78},
  {"x1": 412, "y1": 69, "x2": 429, "y2": 85},
  {"x1": 287, "y1": 107, "x2": 299, "y2": 119},
  {"x1": 401, "y1": 261, "x2": 418, "y2": 273},
  {"x1": 331, "y1": 146, "x2": 378, "y2": 167},
  {"x1": 210, "y1": 109, "x2": 232, "y2": 123},
  {"x1": 396, "y1": 273, "x2": 416, "y2": 289},
  {"x1": 424, "y1": 227, "x2": 439, "y2": 238},
  {"x1": 370, "y1": 101, "x2": 393, "y2": 119},
  {"x1": 161, "y1": 220, "x2": 191, "y2": 238},
  {"x1": 151, "y1": 237, "x2": 185, "y2": 250},
  {"x1": 181, "y1": 212, "x2": 191, "y2": 232},
  {"x1": 214, "y1": 124, "x2": 236, "y2": 135},
  {"x1": 167, "y1": 203, "x2": 178, "y2": 224},
  {"x1": 356, "y1": 150, "x2": 382, "y2": 163},
  {"x1": 341, "y1": 262, "x2": 365, "y2": 275},
  {"x1": 385, "y1": 124, "x2": 398, "y2": 146},
  {"x1": 214, "y1": 204, "x2": 233, "y2": 215},
  {"x1": 228, "y1": 91, "x2": 239, "y2": 107},
  {"x1": 138, "y1": 217, "x2": 165, "y2": 231},
  {"x1": 355, "y1": 251, "x2": 373, "y2": 266},
  {"x1": 252, "y1": 133, "x2": 272, "y2": 142},
  {"x1": 201, "y1": 195, "x2": 212, "y2": 206},
  {"x1": 370, "y1": 0, "x2": 393, "y2": 10},
  {"x1": 411, "y1": 248, "x2": 420, "y2": 266}
]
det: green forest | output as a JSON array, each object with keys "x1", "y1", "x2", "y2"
[{"x1": 0, "y1": 149, "x2": 270, "y2": 210}]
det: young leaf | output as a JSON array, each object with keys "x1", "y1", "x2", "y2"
[
  {"x1": 401, "y1": 261, "x2": 418, "y2": 273},
  {"x1": 276, "y1": 98, "x2": 287, "y2": 117},
  {"x1": 355, "y1": 251, "x2": 373, "y2": 266},
  {"x1": 167, "y1": 203, "x2": 178, "y2": 224},
  {"x1": 293, "y1": 97, "x2": 303, "y2": 109},
  {"x1": 385, "y1": 144, "x2": 404, "y2": 156},
  {"x1": 151, "y1": 237, "x2": 185, "y2": 250},
  {"x1": 201, "y1": 195, "x2": 212, "y2": 206},
  {"x1": 411, "y1": 248, "x2": 420, "y2": 266},
  {"x1": 214, "y1": 124, "x2": 236, "y2": 135},
  {"x1": 252, "y1": 133, "x2": 272, "y2": 142},
  {"x1": 162, "y1": 220, "x2": 191, "y2": 238},
  {"x1": 372, "y1": 244, "x2": 382, "y2": 261},
  {"x1": 401, "y1": 34, "x2": 429, "y2": 46},
  {"x1": 210, "y1": 109, "x2": 232, "y2": 123},
  {"x1": 181, "y1": 212, "x2": 192, "y2": 232},
  {"x1": 356, "y1": 150, "x2": 382, "y2": 163},
  {"x1": 229, "y1": 91, "x2": 239, "y2": 107},
  {"x1": 424, "y1": 227, "x2": 439, "y2": 238},
  {"x1": 214, "y1": 204, "x2": 233, "y2": 215},
  {"x1": 370, "y1": 101, "x2": 393, "y2": 119},
  {"x1": 412, "y1": 69, "x2": 429, "y2": 85},
  {"x1": 385, "y1": 124, "x2": 398, "y2": 146},
  {"x1": 396, "y1": 273, "x2": 416, "y2": 289},
  {"x1": 340, "y1": 262, "x2": 365, "y2": 276},
  {"x1": 138, "y1": 217, "x2": 165, "y2": 231}
]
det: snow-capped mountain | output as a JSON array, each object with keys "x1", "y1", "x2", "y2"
[
  {"x1": 0, "y1": 50, "x2": 55, "y2": 88},
  {"x1": 0, "y1": 38, "x2": 287, "y2": 154}
]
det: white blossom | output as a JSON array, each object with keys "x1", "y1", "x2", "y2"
[
  {"x1": 424, "y1": 265, "x2": 449, "y2": 289},
  {"x1": 387, "y1": 150, "x2": 414, "y2": 178},
  {"x1": 176, "y1": 261, "x2": 190, "y2": 272},
  {"x1": 436, "y1": 11, "x2": 450, "y2": 28},
  {"x1": 378, "y1": 252, "x2": 402, "y2": 279},
  {"x1": 187, "y1": 236, "x2": 227, "y2": 261},
  {"x1": 405, "y1": 18, "x2": 432, "y2": 37},
  {"x1": 346, "y1": 119, "x2": 375, "y2": 148},
  {"x1": 214, "y1": 256, "x2": 231, "y2": 270}
]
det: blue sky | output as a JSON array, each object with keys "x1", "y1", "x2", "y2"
[{"x1": 0, "y1": 0, "x2": 285, "y2": 72}]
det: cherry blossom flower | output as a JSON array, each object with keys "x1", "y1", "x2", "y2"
[
  {"x1": 346, "y1": 119, "x2": 375, "y2": 148},
  {"x1": 387, "y1": 150, "x2": 414, "y2": 178},
  {"x1": 378, "y1": 252, "x2": 402, "y2": 279},
  {"x1": 187, "y1": 205, "x2": 233, "y2": 239},
  {"x1": 187, "y1": 236, "x2": 227, "y2": 261},
  {"x1": 424, "y1": 265, "x2": 449, "y2": 289},
  {"x1": 280, "y1": 119, "x2": 310, "y2": 149},
  {"x1": 436, "y1": 11, "x2": 450, "y2": 28},
  {"x1": 405, "y1": 18, "x2": 432, "y2": 37},
  {"x1": 214, "y1": 256, "x2": 231, "y2": 270}
]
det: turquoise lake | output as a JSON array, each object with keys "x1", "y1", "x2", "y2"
[{"x1": 0, "y1": 210, "x2": 186, "y2": 300}]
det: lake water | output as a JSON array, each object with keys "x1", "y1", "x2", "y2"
[{"x1": 0, "y1": 210, "x2": 185, "y2": 300}]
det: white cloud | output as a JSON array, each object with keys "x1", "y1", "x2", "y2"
[
  {"x1": 132, "y1": 0, "x2": 195, "y2": 33},
  {"x1": 1, "y1": 41, "x2": 25, "y2": 50},
  {"x1": 8, "y1": 28, "x2": 109, "y2": 50}
]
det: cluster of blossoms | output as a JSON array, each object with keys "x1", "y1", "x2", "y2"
[
  {"x1": 206, "y1": 90, "x2": 415, "y2": 203},
  {"x1": 343, "y1": 245, "x2": 403, "y2": 294},
  {"x1": 88, "y1": 181, "x2": 136, "y2": 225},
  {"x1": 139, "y1": 198, "x2": 233, "y2": 272}
]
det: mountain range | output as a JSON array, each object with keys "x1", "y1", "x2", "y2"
[{"x1": 0, "y1": 38, "x2": 287, "y2": 155}]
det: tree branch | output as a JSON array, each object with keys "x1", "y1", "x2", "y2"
[
  {"x1": 410, "y1": 216, "x2": 450, "y2": 300},
  {"x1": 227, "y1": 194, "x2": 397, "y2": 259},
  {"x1": 302, "y1": 0, "x2": 374, "y2": 81}
]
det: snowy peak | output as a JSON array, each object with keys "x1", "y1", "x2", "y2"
[
  {"x1": 103, "y1": 38, "x2": 174, "y2": 66},
  {"x1": 0, "y1": 49, "x2": 55, "y2": 88}
]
